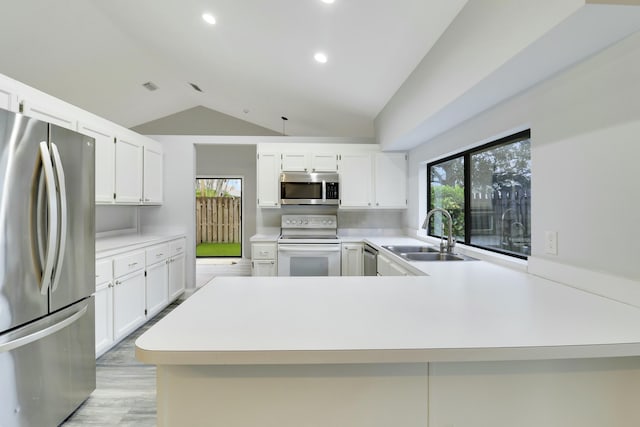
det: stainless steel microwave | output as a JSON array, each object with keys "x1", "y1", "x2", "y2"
[{"x1": 280, "y1": 172, "x2": 339, "y2": 205}]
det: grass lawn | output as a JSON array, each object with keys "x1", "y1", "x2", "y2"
[{"x1": 196, "y1": 242, "x2": 241, "y2": 257}]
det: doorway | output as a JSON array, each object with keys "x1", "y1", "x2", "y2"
[{"x1": 195, "y1": 177, "x2": 242, "y2": 258}]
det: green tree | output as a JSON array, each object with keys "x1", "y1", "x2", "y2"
[{"x1": 429, "y1": 184, "x2": 465, "y2": 238}]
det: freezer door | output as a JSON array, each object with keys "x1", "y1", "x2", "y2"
[
  {"x1": 0, "y1": 109, "x2": 50, "y2": 332},
  {"x1": 0, "y1": 296, "x2": 96, "y2": 427},
  {"x1": 49, "y1": 125, "x2": 95, "y2": 312}
]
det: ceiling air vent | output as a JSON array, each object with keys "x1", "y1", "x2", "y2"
[
  {"x1": 142, "y1": 81, "x2": 159, "y2": 91},
  {"x1": 189, "y1": 82, "x2": 203, "y2": 93}
]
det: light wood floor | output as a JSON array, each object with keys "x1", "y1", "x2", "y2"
[{"x1": 61, "y1": 302, "x2": 180, "y2": 427}]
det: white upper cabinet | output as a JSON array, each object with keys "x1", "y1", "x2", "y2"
[
  {"x1": 281, "y1": 153, "x2": 308, "y2": 172},
  {"x1": 257, "y1": 152, "x2": 280, "y2": 208},
  {"x1": 311, "y1": 153, "x2": 338, "y2": 172},
  {"x1": 0, "y1": 84, "x2": 18, "y2": 112},
  {"x1": 339, "y1": 153, "x2": 373, "y2": 208},
  {"x1": 373, "y1": 153, "x2": 407, "y2": 208},
  {"x1": 0, "y1": 72, "x2": 163, "y2": 206},
  {"x1": 143, "y1": 143, "x2": 163, "y2": 204},
  {"x1": 282, "y1": 152, "x2": 338, "y2": 172},
  {"x1": 114, "y1": 137, "x2": 144, "y2": 204},
  {"x1": 79, "y1": 122, "x2": 115, "y2": 204},
  {"x1": 256, "y1": 142, "x2": 403, "y2": 210},
  {"x1": 20, "y1": 98, "x2": 77, "y2": 130}
]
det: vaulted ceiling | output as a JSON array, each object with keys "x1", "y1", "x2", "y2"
[{"x1": 0, "y1": 0, "x2": 467, "y2": 137}]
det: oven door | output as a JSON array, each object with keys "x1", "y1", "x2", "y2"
[{"x1": 277, "y1": 244, "x2": 341, "y2": 276}]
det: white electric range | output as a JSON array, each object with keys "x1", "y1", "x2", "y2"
[{"x1": 277, "y1": 215, "x2": 341, "y2": 276}]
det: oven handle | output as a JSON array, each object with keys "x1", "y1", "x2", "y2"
[{"x1": 278, "y1": 245, "x2": 341, "y2": 253}]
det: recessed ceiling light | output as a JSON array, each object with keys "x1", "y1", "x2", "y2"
[
  {"x1": 202, "y1": 13, "x2": 216, "y2": 25},
  {"x1": 314, "y1": 52, "x2": 328, "y2": 64},
  {"x1": 321, "y1": 0, "x2": 335, "y2": 4}
]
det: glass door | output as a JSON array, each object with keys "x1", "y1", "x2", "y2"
[{"x1": 195, "y1": 177, "x2": 242, "y2": 258}]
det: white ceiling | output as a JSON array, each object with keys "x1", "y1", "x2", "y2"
[{"x1": 0, "y1": 0, "x2": 467, "y2": 137}]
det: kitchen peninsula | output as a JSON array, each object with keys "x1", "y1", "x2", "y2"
[{"x1": 136, "y1": 251, "x2": 640, "y2": 427}]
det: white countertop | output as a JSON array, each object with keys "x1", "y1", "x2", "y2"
[
  {"x1": 96, "y1": 233, "x2": 185, "y2": 257},
  {"x1": 136, "y1": 267, "x2": 640, "y2": 365},
  {"x1": 249, "y1": 233, "x2": 280, "y2": 242}
]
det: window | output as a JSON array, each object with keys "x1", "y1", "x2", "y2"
[{"x1": 427, "y1": 130, "x2": 531, "y2": 258}]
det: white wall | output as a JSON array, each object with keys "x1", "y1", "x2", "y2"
[
  {"x1": 407, "y1": 31, "x2": 640, "y2": 295},
  {"x1": 131, "y1": 106, "x2": 280, "y2": 136},
  {"x1": 140, "y1": 137, "x2": 197, "y2": 292},
  {"x1": 376, "y1": 1, "x2": 640, "y2": 151},
  {"x1": 375, "y1": 0, "x2": 585, "y2": 150},
  {"x1": 95, "y1": 205, "x2": 138, "y2": 234}
]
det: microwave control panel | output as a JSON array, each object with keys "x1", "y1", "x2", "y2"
[{"x1": 326, "y1": 182, "x2": 339, "y2": 199}]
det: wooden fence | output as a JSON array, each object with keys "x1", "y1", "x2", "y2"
[{"x1": 196, "y1": 197, "x2": 241, "y2": 244}]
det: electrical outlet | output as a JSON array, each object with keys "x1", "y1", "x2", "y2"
[{"x1": 545, "y1": 231, "x2": 558, "y2": 255}]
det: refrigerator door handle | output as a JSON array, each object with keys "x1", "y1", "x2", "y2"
[
  {"x1": 50, "y1": 143, "x2": 67, "y2": 292},
  {"x1": 0, "y1": 302, "x2": 88, "y2": 353},
  {"x1": 38, "y1": 141, "x2": 59, "y2": 295}
]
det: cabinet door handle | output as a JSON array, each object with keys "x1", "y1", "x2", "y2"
[
  {"x1": 128, "y1": 262, "x2": 138, "y2": 267},
  {"x1": 156, "y1": 253, "x2": 163, "y2": 258},
  {"x1": 108, "y1": 282, "x2": 114, "y2": 288},
  {"x1": 115, "y1": 280, "x2": 121, "y2": 286}
]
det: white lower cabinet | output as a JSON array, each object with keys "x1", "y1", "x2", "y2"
[
  {"x1": 146, "y1": 260, "x2": 169, "y2": 318},
  {"x1": 341, "y1": 243, "x2": 364, "y2": 276},
  {"x1": 113, "y1": 268, "x2": 146, "y2": 341},
  {"x1": 168, "y1": 252, "x2": 186, "y2": 301},
  {"x1": 252, "y1": 259, "x2": 277, "y2": 276},
  {"x1": 95, "y1": 235, "x2": 186, "y2": 358},
  {"x1": 145, "y1": 243, "x2": 170, "y2": 318},
  {"x1": 251, "y1": 242, "x2": 277, "y2": 276},
  {"x1": 94, "y1": 259, "x2": 114, "y2": 357},
  {"x1": 377, "y1": 253, "x2": 412, "y2": 276}
]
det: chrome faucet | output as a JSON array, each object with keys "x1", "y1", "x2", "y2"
[{"x1": 422, "y1": 208, "x2": 456, "y2": 253}]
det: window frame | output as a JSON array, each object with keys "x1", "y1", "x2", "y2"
[{"x1": 426, "y1": 129, "x2": 531, "y2": 260}]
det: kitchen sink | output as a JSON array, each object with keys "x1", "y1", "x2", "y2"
[
  {"x1": 381, "y1": 245, "x2": 440, "y2": 254},
  {"x1": 401, "y1": 252, "x2": 476, "y2": 262},
  {"x1": 381, "y1": 244, "x2": 477, "y2": 262}
]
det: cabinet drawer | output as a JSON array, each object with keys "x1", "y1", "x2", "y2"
[
  {"x1": 95, "y1": 259, "x2": 113, "y2": 285},
  {"x1": 170, "y1": 239, "x2": 186, "y2": 256},
  {"x1": 113, "y1": 251, "x2": 145, "y2": 278},
  {"x1": 146, "y1": 243, "x2": 170, "y2": 265},
  {"x1": 252, "y1": 243, "x2": 277, "y2": 260}
]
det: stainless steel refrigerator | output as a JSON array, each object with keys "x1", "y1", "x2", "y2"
[{"x1": 0, "y1": 108, "x2": 96, "y2": 426}]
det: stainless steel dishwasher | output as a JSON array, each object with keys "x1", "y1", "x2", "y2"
[{"x1": 363, "y1": 244, "x2": 378, "y2": 276}]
